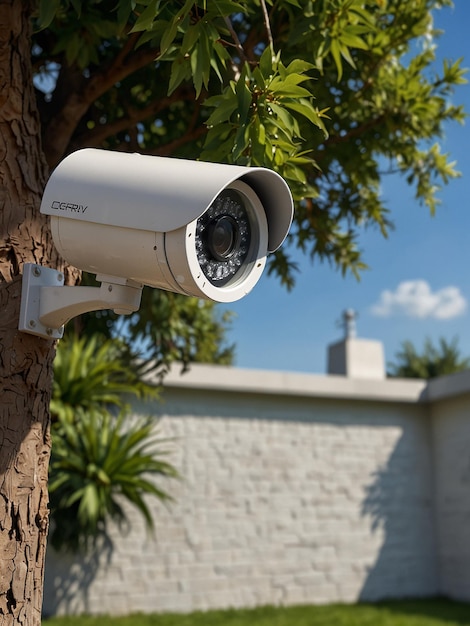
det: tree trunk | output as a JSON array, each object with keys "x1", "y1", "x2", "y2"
[{"x1": 0, "y1": 3, "x2": 72, "y2": 624}]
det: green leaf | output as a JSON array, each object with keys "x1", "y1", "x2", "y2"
[
  {"x1": 340, "y1": 26, "x2": 370, "y2": 50},
  {"x1": 273, "y1": 83, "x2": 313, "y2": 98},
  {"x1": 159, "y1": 19, "x2": 179, "y2": 57},
  {"x1": 269, "y1": 102, "x2": 298, "y2": 136},
  {"x1": 69, "y1": 0, "x2": 82, "y2": 17},
  {"x1": 205, "y1": 97, "x2": 238, "y2": 126},
  {"x1": 205, "y1": 0, "x2": 246, "y2": 15},
  {"x1": 130, "y1": 0, "x2": 160, "y2": 33},
  {"x1": 232, "y1": 124, "x2": 249, "y2": 160},
  {"x1": 283, "y1": 99, "x2": 328, "y2": 135},
  {"x1": 330, "y1": 38, "x2": 343, "y2": 80},
  {"x1": 168, "y1": 57, "x2": 190, "y2": 95},
  {"x1": 181, "y1": 23, "x2": 200, "y2": 55},
  {"x1": 235, "y1": 71, "x2": 252, "y2": 124},
  {"x1": 65, "y1": 34, "x2": 81, "y2": 65},
  {"x1": 37, "y1": 0, "x2": 61, "y2": 29},
  {"x1": 259, "y1": 45, "x2": 274, "y2": 76}
]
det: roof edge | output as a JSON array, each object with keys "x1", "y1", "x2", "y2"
[{"x1": 160, "y1": 363, "x2": 428, "y2": 404}]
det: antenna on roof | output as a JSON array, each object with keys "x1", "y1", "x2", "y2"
[{"x1": 337, "y1": 308, "x2": 358, "y2": 339}]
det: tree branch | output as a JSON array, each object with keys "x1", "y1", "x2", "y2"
[
  {"x1": 317, "y1": 114, "x2": 387, "y2": 156},
  {"x1": 223, "y1": 16, "x2": 247, "y2": 64},
  {"x1": 260, "y1": 0, "x2": 274, "y2": 55},
  {"x1": 69, "y1": 85, "x2": 194, "y2": 152},
  {"x1": 150, "y1": 126, "x2": 208, "y2": 157},
  {"x1": 151, "y1": 101, "x2": 207, "y2": 156},
  {"x1": 42, "y1": 43, "x2": 159, "y2": 168}
]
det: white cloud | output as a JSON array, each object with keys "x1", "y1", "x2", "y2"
[{"x1": 371, "y1": 280, "x2": 467, "y2": 320}]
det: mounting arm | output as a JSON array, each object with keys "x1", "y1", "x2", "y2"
[{"x1": 18, "y1": 264, "x2": 143, "y2": 340}]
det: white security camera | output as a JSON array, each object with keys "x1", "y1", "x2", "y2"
[
  {"x1": 41, "y1": 149, "x2": 293, "y2": 303},
  {"x1": 19, "y1": 149, "x2": 292, "y2": 339}
]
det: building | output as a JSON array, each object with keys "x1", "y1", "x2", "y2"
[{"x1": 43, "y1": 328, "x2": 470, "y2": 616}]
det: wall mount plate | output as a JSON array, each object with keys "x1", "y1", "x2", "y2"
[{"x1": 18, "y1": 264, "x2": 65, "y2": 340}]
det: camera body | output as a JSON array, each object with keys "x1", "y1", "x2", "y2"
[{"x1": 40, "y1": 149, "x2": 293, "y2": 303}]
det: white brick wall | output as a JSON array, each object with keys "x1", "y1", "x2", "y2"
[
  {"x1": 431, "y1": 391, "x2": 470, "y2": 600},
  {"x1": 43, "y1": 366, "x2": 449, "y2": 616}
]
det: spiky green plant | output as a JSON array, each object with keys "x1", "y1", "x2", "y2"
[
  {"x1": 49, "y1": 334, "x2": 178, "y2": 552},
  {"x1": 49, "y1": 409, "x2": 178, "y2": 552},
  {"x1": 388, "y1": 336, "x2": 470, "y2": 379},
  {"x1": 51, "y1": 334, "x2": 158, "y2": 421}
]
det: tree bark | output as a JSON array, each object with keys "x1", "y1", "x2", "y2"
[{"x1": 0, "y1": 3, "x2": 73, "y2": 624}]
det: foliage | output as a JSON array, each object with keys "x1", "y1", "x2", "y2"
[
  {"x1": 74, "y1": 276, "x2": 235, "y2": 378},
  {"x1": 51, "y1": 333, "x2": 159, "y2": 420},
  {"x1": 41, "y1": 599, "x2": 470, "y2": 626},
  {"x1": 49, "y1": 410, "x2": 177, "y2": 552},
  {"x1": 49, "y1": 334, "x2": 178, "y2": 552},
  {"x1": 201, "y1": 48, "x2": 328, "y2": 187},
  {"x1": 32, "y1": 0, "x2": 467, "y2": 290},
  {"x1": 388, "y1": 336, "x2": 470, "y2": 379},
  {"x1": 30, "y1": 1, "x2": 467, "y2": 370}
]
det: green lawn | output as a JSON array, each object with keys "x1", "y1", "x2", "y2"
[{"x1": 43, "y1": 599, "x2": 470, "y2": 626}]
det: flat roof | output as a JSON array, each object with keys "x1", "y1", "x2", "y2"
[
  {"x1": 162, "y1": 363, "x2": 428, "y2": 403},
  {"x1": 424, "y1": 369, "x2": 470, "y2": 402},
  {"x1": 162, "y1": 363, "x2": 470, "y2": 404}
]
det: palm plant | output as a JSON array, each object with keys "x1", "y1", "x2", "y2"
[
  {"x1": 49, "y1": 334, "x2": 178, "y2": 552},
  {"x1": 51, "y1": 334, "x2": 157, "y2": 420},
  {"x1": 388, "y1": 336, "x2": 470, "y2": 379}
]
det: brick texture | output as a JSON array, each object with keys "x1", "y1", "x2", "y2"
[{"x1": 43, "y1": 382, "x2": 444, "y2": 616}]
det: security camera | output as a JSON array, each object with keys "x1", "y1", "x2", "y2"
[
  {"x1": 19, "y1": 149, "x2": 293, "y2": 339},
  {"x1": 40, "y1": 149, "x2": 293, "y2": 303}
]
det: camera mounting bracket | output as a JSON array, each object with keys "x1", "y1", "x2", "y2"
[{"x1": 18, "y1": 263, "x2": 143, "y2": 340}]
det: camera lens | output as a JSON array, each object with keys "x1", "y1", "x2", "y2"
[
  {"x1": 207, "y1": 216, "x2": 240, "y2": 261},
  {"x1": 196, "y1": 189, "x2": 253, "y2": 286}
]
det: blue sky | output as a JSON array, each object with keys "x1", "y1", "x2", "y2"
[{"x1": 223, "y1": 2, "x2": 470, "y2": 375}]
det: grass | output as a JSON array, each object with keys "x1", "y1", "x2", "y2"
[{"x1": 43, "y1": 599, "x2": 470, "y2": 626}]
